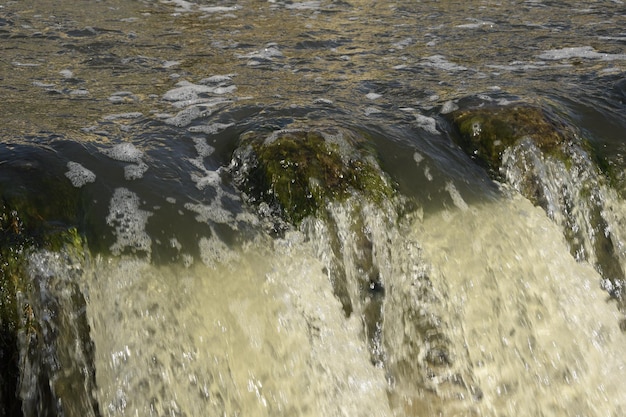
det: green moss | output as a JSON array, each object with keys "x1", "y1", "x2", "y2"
[
  {"x1": 234, "y1": 129, "x2": 395, "y2": 225},
  {"x1": 451, "y1": 104, "x2": 571, "y2": 173}
]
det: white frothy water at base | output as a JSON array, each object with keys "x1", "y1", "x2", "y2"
[
  {"x1": 85, "y1": 236, "x2": 392, "y2": 417},
  {"x1": 81, "y1": 193, "x2": 626, "y2": 417},
  {"x1": 417, "y1": 194, "x2": 626, "y2": 417}
]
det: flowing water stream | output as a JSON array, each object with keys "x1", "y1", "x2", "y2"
[{"x1": 1, "y1": 0, "x2": 625, "y2": 416}]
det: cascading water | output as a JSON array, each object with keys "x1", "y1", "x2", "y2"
[{"x1": 1, "y1": 0, "x2": 625, "y2": 416}]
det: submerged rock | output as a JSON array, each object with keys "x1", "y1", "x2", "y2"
[
  {"x1": 230, "y1": 127, "x2": 395, "y2": 227},
  {"x1": 446, "y1": 98, "x2": 626, "y2": 307},
  {"x1": 449, "y1": 103, "x2": 573, "y2": 178}
]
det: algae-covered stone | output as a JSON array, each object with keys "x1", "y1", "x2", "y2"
[
  {"x1": 449, "y1": 103, "x2": 573, "y2": 175},
  {"x1": 447, "y1": 99, "x2": 626, "y2": 308},
  {"x1": 230, "y1": 127, "x2": 395, "y2": 226}
]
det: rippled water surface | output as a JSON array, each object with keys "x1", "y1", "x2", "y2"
[{"x1": 1, "y1": 0, "x2": 625, "y2": 416}]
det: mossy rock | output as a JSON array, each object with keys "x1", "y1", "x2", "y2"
[
  {"x1": 0, "y1": 155, "x2": 89, "y2": 415},
  {"x1": 449, "y1": 104, "x2": 573, "y2": 175},
  {"x1": 230, "y1": 128, "x2": 395, "y2": 225},
  {"x1": 1, "y1": 205, "x2": 88, "y2": 416}
]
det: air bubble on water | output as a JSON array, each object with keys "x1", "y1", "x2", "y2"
[
  {"x1": 65, "y1": 161, "x2": 96, "y2": 187},
  {"x1": 413, "y1": 152, "x2": 424, "y2": 166}
]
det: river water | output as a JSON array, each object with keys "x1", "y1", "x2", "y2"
[{"x1": 1, "y1": 0, "x2": 625, "y2": 416}]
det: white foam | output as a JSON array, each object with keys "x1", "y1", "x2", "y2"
[
  {"x1": 164, "y1": 106, "x2": 208, "y2": 127},
  {"x1": 187, "y1": 122, "x2": 234, "y2": 135},
  {"x1": 199, "y1": 74, "x2": 235, "y2": 84},
  {"x1": 163, "y1": 81, "x2": 218, "y2": 102},
  {"x1": 59, "y1": 69, "x2": 73, "y2": 78},
  {"x1": 103, "y1": 143, "x2": 144, "y2": 163},
  {"x1": 198, "y1": 235, "x2": 238, "y2": 268},
  {"x1": 103, "y1": 112, "x2": 143, "y2": 121},
  {"x1": 162, "y1": 60, "x2": 180, "y2": 68},
  {"x1": 538, "y1": 46, "x2": 626, "y2": 61},
  {"x1": 191, "y1": 137, "x2": 215, "y2": 158},
  {"x1": 366, "y1": 92, "x2": 382, "y2": 100},
  {"x1": 107, "y1": 91, "x2": 139, "y2": 104},
  {"x1": 392, "y1": 37, "x2": 414, "y2": 49},
  {"x1": 364, "y1": 107, "x2": 381, "y2": 116},
  {"x1": 313, "y1": 98, "x2": 333, "y2": 105},
  {"x1": 189, "y1": 169, "x2": 221, "y2": 189},
  {"x1": 414, "y1": 113, "x2": 440, "y2": 135},
  {"x1": 65, "y1": 161, "x2": 96, "y2": 187},
  {"x1": 440, "y1": 100, "x2": 459, "y2": 114},
  {"x1": 420, "y1": 55, "x2": 468, "y2": 71},
  {"x1": 106, "y1": 188, "x2": 152, "y2": 256},
  {"x1": 444, "y1": 181, "x2": 469, "y2": 211},
  {"x1": 32, "y1": 81, "x2": 55, "y2": 88},
  {"x1": 284, "y1": 1, "x2": 321, "y2": 9},
  {"x1": 184, "y1": 200, "x2": 234, "y2": 225},
  {"x1": 198, "y1": 5, "x2": 240, "y2": 13},
  {"x1": 124, "y1": 162, "x2": 149, "y2": 180},
  {"x1": 456, "y1": 20, "x2": 496, "y2": 29},
  {"x1": 70, "y1": 89, "x2": 89, "y2": 96},
  {"x1": 238, "y1": 46, "x2": 284, "y2": 60}
]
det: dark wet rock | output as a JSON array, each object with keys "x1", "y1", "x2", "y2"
[
  {"x1": 230, "y1": 127, "x2": 395, "y2": 227},
  {"x1": 446, "y1": 98, "x2": 626, "y2": 304},
  {"x1": 0, "y1": 147, "x2": 99, "y2": 417}
]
